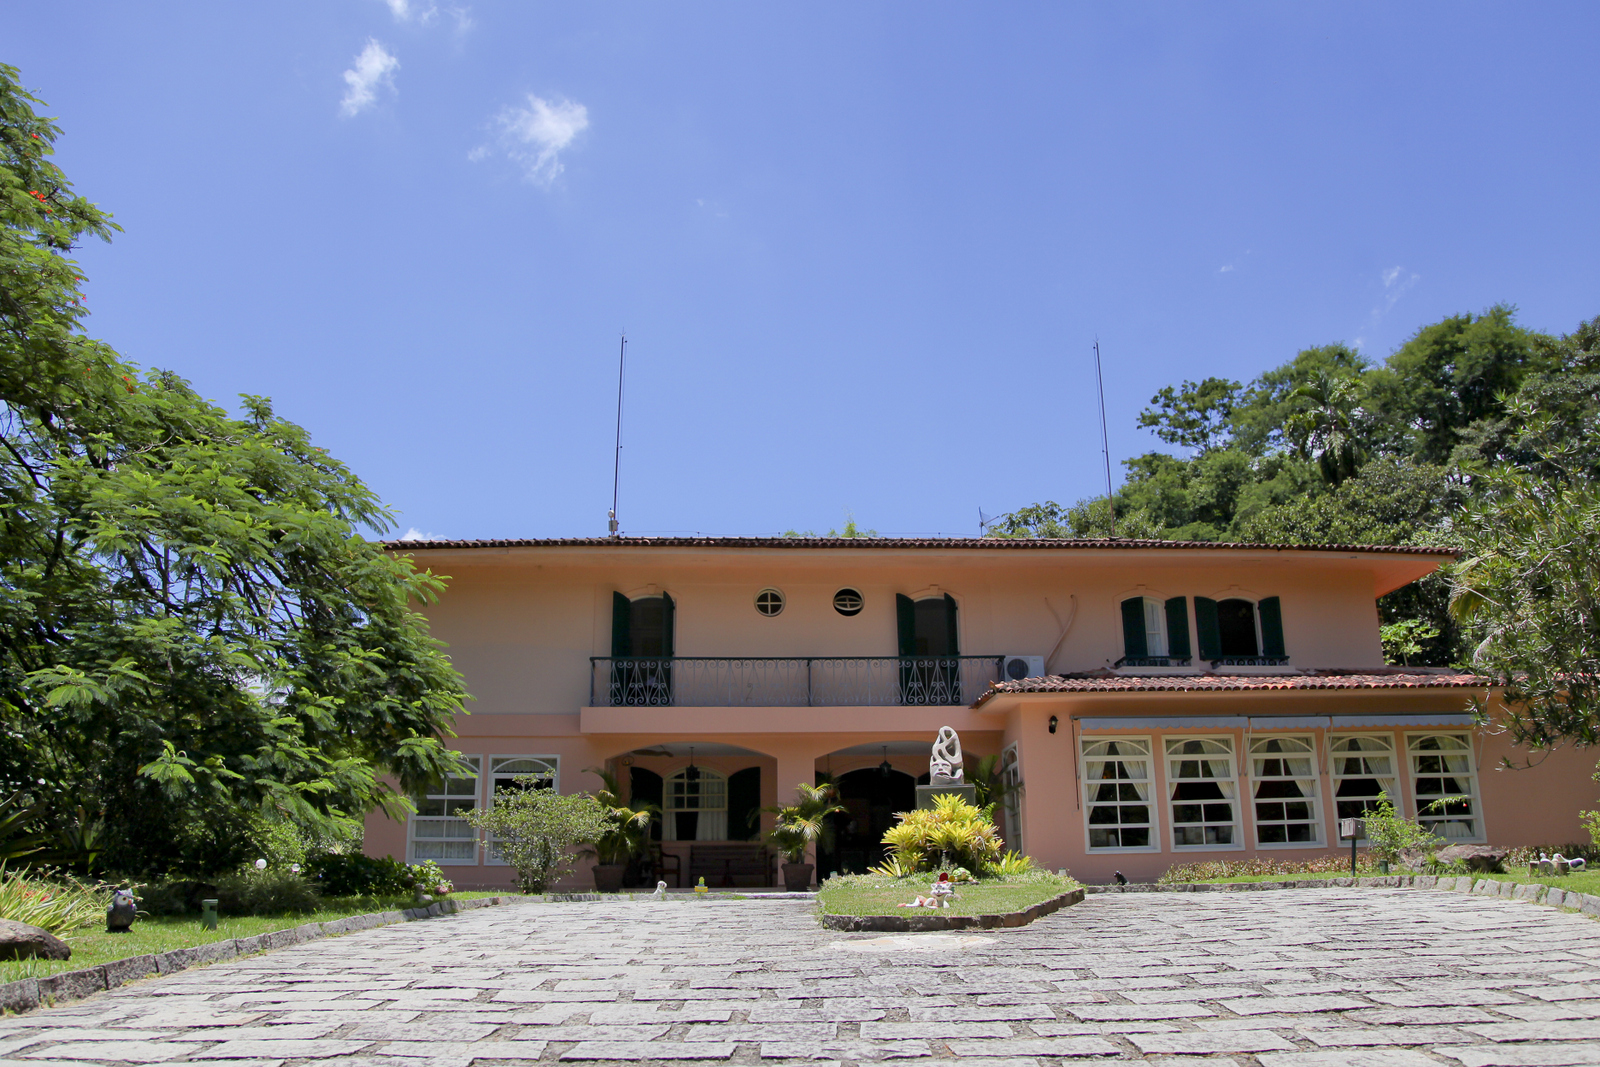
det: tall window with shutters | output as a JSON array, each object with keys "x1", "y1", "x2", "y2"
[
  {"x1": 1118, "y1": 596, "x2": 1192, "y2": 666},
  {"x1": 896, "y1": 593, "x2": 961, "y2": 704},
  {"x1": 609, "y1": 591, "x2": 675, "y2": 706},
  {"x1": 1193, "y1": 596, "x2": 1287, "y2": 665}
]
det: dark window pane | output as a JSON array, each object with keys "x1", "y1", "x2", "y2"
[
  {"x1": 1121, "y1": 806, "x2": 1148, "y2": 823},
  {"x1": 1284, "y1": 802, "x2": 1312, "y2": 820},
  {"x1": 1202, "y1": 803, "x2": 1233, "y2": 822},
  {"x1": 1173, "y1": 804, "x2": 1203, "y2": 823},
  {"x1": 1207, "y1": 826, "x2": 1233, "y2": 844},
  {"x1": 1122, "y1": 828, "x2": 1149, "y2": 847},
  {"x1": 1173, "y1": 782, "x2": 1226, "y2": 801},
  {"x1": 1259, "y1": 824, "x2": 1287, "y2": 843},
  {"x1": 1287, "y1": 824, "x2": 1314, "y2": 842},
  {"x1": 1088, "y1": 807, "x2": 1120, "y2": 825},
  {"x1": 1217, "y1": 598, "x2": 1259, "y2": 657}
]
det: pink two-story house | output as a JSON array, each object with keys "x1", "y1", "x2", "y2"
[{"x1": 363, "y1": 536, "x2": 1594, "y2": 887}]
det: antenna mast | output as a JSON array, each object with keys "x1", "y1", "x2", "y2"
[
  {"x1": 609, "y1": 334, "x2": 626, "y2": 538},
  {"x1": 1093, "y1": 338, "x2": 1115, "y2": 533}
]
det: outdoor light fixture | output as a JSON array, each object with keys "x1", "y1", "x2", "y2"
[
  {"x1": 878, "y1": 746, "x2": 892, "y2": 779},
  {"x1": 1049, "y1": 715, "x2": 1059, "y2": 734},
  {"x1": 684, "y1": 746, "x2": 700, "y2": 783}
]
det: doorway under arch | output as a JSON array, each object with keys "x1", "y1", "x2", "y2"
[{"x1": 817, "y1": 767, "x2": 916, "y2": 879}]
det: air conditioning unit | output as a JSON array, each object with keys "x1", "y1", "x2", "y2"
[{"x1": 1001, "y1": 655, "x2": 1045, "y2": 681}]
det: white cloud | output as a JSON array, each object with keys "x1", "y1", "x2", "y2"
[
  {"x1": 383, "y1": 0, "x2": 435, "y2": 23},
  {"x1": 399, "y1": 527, "x2": 443, "y2": 541},
  {"x1": 340, "y1": 40, "x2": 399, "y2": 117},
  {"x1": 1382, "y1": 265, "x2": 1403, "y2": 287},
  {"x1": 1218, "y1": 264, "x2": 1235, "y2": 274},
  {"x1": 487, "y1": 94, "x2": 590, "y2": 185},
  {"x1": 1378, "y1": 265, "x2": 1420, "y2": 313}
]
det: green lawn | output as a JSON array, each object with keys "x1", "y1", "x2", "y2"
[
  {"x1": 816, "y1": 872, "x2": 1079, "y2": 917},
  {"x1": 1165, "y1": 865, "x2": 1600, "y2": 897},
  {"x1": 0, "y1": 892, "x2": 499, "y2": 985}
]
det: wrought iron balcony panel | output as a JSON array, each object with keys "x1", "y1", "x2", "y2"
[{"x1": 591, "y1": 656, "x2": 1003, "y2": 708}]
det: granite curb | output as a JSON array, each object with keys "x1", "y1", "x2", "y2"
[
  {"x1": 819, "y1": 886, "x2": 1086, "y2": 931},
  {"x1": 0, "y1": 893, "x2": 522, "y2": 1016},
  {"x1": 1089, "y1": 872, "x2": 1600, "y2": 916}
]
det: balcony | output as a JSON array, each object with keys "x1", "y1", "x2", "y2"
[{"x1": 590, "y1": 656, "x2": 1004, "y2": 708}]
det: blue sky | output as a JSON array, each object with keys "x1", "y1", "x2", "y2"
[{"x1": 9, "y1": 4, "x2": 1599, "y2": 539}]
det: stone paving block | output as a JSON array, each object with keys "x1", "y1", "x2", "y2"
[
  {"x1": 19, "y1": 1041, "x2": 191, "y2": 1061},
  {"x1": 1064, "y1": 1002, "x2": 1216, "y2": 1021},
  {"x1": 1434, "y1": 1041, "x2": 1600, "y2": 1066},
  {"x1": 1347, "y1": 1006, "x2": 1503, "y2": 1025},
  {"x1": 1466, "y1": 1020, "x2": 1600, "y2": 1041},
  {"x1": 747, "y1": 1004, "x2": 886, "y2": 1023},
  {"x1": 559, "y1": 1041, "x2": 738, "y2": 1059},
  {"x1": 1496, "y1": 1001, "x2": 1600, "y2": 1021},
  {"x1": 1032, "y1": 1020, "x2": 1179, "y2": 1035},
  {"x1": 586, "y1": 1006, "x2": 735, "y2": 1025},
  {"x1": 1219, "y1": 994, "x2": 1368, "y2": 1014},
  {"x1": 1300, "y1": 1026, "x2": 1474, "y2": 1046},
  {"x1": 513, "y1": 1026, "x2": 672, "y2": 1041},
  {"x1": 858, "y1": 1023, "x2": 1012, "y2": 1039},
  {"x1": 1258, "y1": 1051, "x2": 1439, "y2": 1067},
  {"x1": 684, "y1": 1025, "x2": 838, "y2": 1042},
  {"x1": 1128, "y1": 1029, "x2": 1298, "y2": 1054},
  {"x1": 759, "y1": 1041, "x2": 928, "y2": 1060},
  {"x1": 1367, "y1": 988, "x2": 1525, "y2": 1007},
  {"x1": 942, "y1": 1037, "x2": 1119, "y2": 1058},
  {"x1": 187, "y1": 1039, "x2": 373, "y2": 1058},
  {"x1": 168, "y1": 1024, "x2": 343, "y2": 1041},
  {"x1": 906, "y1": 1006, "x2": 1053, "y2": 1022},
  {"x1": 444, "y1": 1041, "x2": 547, "y2": 1059}
]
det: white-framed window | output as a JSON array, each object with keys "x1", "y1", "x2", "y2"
[
  {"x1": 665, "y1": 767, "x2": 727, "y2": 841},
  {"x1": 1142, "y1": 598, "x2": 1168, "y2": 658},
  {"x1": 998, "y1": 743, "x2": 1023, "y2": 854},
  {"x1": 484, "y1": 756, "x2": 560, "y2": 865},
  {"x1": 1329, "y1": 734, "x2": 1398, "y2": 828},
  {"x1": 1082, "y1": 737, "x2": 1156, "y2": 850},
  {"x1": 1250, "y1": 736, "x2": 1321, "y2": 846},
  {"x1": 410, "y1": 755, "x2": 480, "y2": 865},
  {"x1": 1408, "y1": 733, "x2": 1481, "y2": 840},
  {"x1": 1166, "y1": 737, "x2": 1240, "y2": 848}
]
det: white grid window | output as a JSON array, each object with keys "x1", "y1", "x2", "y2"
[
  {"x1": 999, "y1": 743, "x2": 1023, "y2": 855},
  {"x1": 1409, "y1": 733, "x2": 1480, "y2": 840},
  {"x1": 1143, "y1": 598, "x2": 1168, "y2": 658},
  {"x1": 1083, "y1": 738, "x2": 1155, "y2": 850},
  {"x1": 485, "y1": 756, "x2": 559, "y2": 865},
  {"x1": 1166, "y1": 737, "x2": 1239, "y2": 848},
  {"x1": 665, "y1": 768, "x2": 727, "y2": 841},
  {"x1": 410, "y1": 756, "x2": 479, "y2": 865},
  {"x1": 1251, "y1": 736, "x2": 1321, "y2": 846},
  {"x1": 1329, "y1": 734, "x2": 1398, "y2": 825}
]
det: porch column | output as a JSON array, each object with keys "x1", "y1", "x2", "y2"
[{"x1": 770, "y1": 745, "x2": 821, "y2": 888}]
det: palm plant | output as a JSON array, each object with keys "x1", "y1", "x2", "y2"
[
  {"x1": 585, "y1": 768, "x2": 658, "y2": 866},
  {"x1": 761, "y1": 782, "x2": 845, "y2": 864}
]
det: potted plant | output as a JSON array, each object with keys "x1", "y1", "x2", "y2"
[
  {"x1": 585, "y1": 768, "x2": 658, "y2": 894},
  {"x1": 763, "y1": 782, "x2": 845, "y2": 892}
]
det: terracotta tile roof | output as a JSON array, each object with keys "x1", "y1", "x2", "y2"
[
  {"x1": 383, "y1": 535, "x2": 1457, "y2": 556},
  {"x1": 971, "y1": 668, "x2": 1488, "y2": 707}
]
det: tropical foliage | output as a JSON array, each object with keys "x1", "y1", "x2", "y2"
[
  {"x1": 465, "y1": 774, "x2": 607, "y2": 893},
  {"x1": 879, "y1": 793, "x2": 1005, "y2": 874},
  {"x1": 584, "y1": 768, "x2": 658, "y2": 866},
  {"x1": 0, "y1": 864, "x2": 107, "y2": 934},
  {"x1": 762, "y1": 782, "x2": 845, "y2": 864}
]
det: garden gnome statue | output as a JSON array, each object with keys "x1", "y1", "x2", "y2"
[
  {"x1": 106, "y1": 889, "x2": 137, "y2": 933},
  {"x1": 929, "y1": 727, "x2": 965, "y2": 785}
]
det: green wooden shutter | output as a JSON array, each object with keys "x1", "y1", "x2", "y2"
[
  {"x1": 611, "y1": 592, "x2": 632, "y2": 657},
  {"x1": 896, "y1": 594, "x2": 916, "y2": 656},
  {"x1": 660, "y1": 591, "x2": 676, "y2": 658},
  {"x1": 1120, "y1": 598, "x2": 1147, "y2": 659},
  {"x1": 1165, "y1": 597, "x2": 1191, "y2": 659},
  {"x1": 943, "y1": 593, "x2": 960, "y2": 656},
  {"x1": 1259, "y1": 596, "x2": 1285, "y2": 658},
  {"x1": 1194, "y1": 597, "x2": 1221, "y2": 660}
]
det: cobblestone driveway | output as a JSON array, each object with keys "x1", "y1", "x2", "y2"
[{"x1": 6, "y1": 888, "x2": 1600, "y2": 1067}]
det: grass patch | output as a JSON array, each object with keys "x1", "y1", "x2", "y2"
[
  {"x1": 1479, "y1": 869, "x2": 1600, "y2": 896},
  {"x1": 816, "y1": 871, "x2": 1078, "y2": 917},
  {"x1": 0, "y1": 892, "x2": 498, "y2": 985}
]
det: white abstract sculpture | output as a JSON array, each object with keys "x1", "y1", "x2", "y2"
[{"x1": 929, "y1": 726, "x2": 964, "y2": 785}]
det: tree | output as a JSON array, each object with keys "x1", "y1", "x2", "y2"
[
  {"x1": 0, "y1": 65, "x2": 468, "y2": 875},
  {"x1": 466, "y1": 775, "x2": 607, "y2": 892},
  {"x1": 1137, "y1": 377, "x2": 1241, "y2": 454}
]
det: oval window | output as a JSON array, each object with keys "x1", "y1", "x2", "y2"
[
  {"x1": 833, "y1": 588, "x2": 864, "y2": 616},
  {"x1": 755, "y1": 588, "x2": 785, "y2": 617}
]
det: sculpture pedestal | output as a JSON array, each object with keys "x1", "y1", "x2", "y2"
[{"x1": 916, "y1": 783, "x2": 977, "y2": 810}]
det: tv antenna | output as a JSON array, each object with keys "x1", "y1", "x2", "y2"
[
  {"x1": 978, "y1": 507, "x2": 996, "y2": 537},
  {"x1": 609, "y1": 334, "x2": 626, "y2": 538},
  {"x1": 1093, "y1": 338, "x2": 1115, "y2": 533}
]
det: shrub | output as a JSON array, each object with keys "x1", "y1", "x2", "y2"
[
  {"x1": 763, "y1": 783, "x2": 845, "y2": 864},
  {"x1": 0, "y1": 865, "x2": 107, "y2": 935},
  {"x1": 302, "y1": 852, "x2": 412, "y2": 896},
  {"x1": 1159, "y1": 854, "x2": 1381, "y2": 883},
  {"x1": 213, "y1": 869, "x2": 320, "y2": 915},
  {"x1": 1362, "y1": 791, "x2": 1439, "y2": 867},
  {"x1": 879, "y1": 794, "x2": 1004, "y2": 874},
  {"x1": 408, "y1": 860, "x2": 451, "y2": 896},
  {"x1": 988, "y1": 850, "x2": 1035, "y2": 877},
  {"x1": 465, "y1": 774, "x2": 608, "y2": 893}
]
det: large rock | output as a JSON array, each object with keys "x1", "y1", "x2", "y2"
[
  {"x1": 1435, "y1": 844, "x2": 1508, "y2": 872},
  {"x1": 0, "y1": 918, "x2": 71, "y2": 961}
]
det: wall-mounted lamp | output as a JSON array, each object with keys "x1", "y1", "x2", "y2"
[
  {"x1": 684, "y1": 746, "x2": 700, "y2": 782},
  {"x1": 1049, "y1": 715, "x2": 1059, "y2": 735},
  {"x1": 878, "y1": 746, "x2": 892, "y2": 778}
]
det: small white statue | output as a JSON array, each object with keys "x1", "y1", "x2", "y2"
[
  {"x1": 897, "y1": 872, "x2": 957, "y2": 909},
  {"x1": 1570, "y1": 856, "x2": 1588, "y2": 871},
  {"x1": 929, "y1": 726, "x2": 964, "y2": 785},
  {"x1": 651, "y1": 880, "x2": 667, "y2": 901}
]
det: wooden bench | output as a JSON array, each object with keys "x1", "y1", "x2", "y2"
[{"x1": 689, "y1": 843, "x2": 774, "y2": 888}]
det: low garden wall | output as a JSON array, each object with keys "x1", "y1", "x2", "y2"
[
  {"x1": 0, "y1": 894, "x2": 522, "y2": 1016},
  {"x1": 1091, "y1": 873, "x2": 1600, "y2": 916}
]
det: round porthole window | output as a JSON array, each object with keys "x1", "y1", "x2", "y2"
[
  {"x1": 755, "y1": 588, "x2": 785, "y2": 617},
  {"x1": 833, "y1": 588, "x2": 864, "y2": 616}
]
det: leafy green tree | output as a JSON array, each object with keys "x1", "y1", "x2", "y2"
[
  {"x1": 466, "y1": 775, "x2": 607, "y2": 892},
  {"x1": 1136, "y1": 377, "x2": 1241, "y2": 454},
  {"x1": 0, "y1": 65, "x2": 468, "y2": 875}
]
